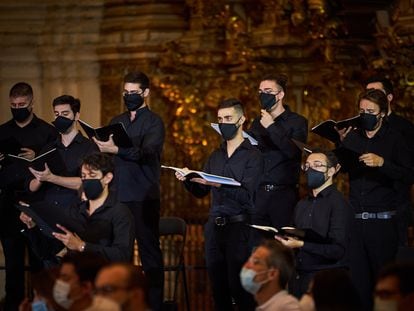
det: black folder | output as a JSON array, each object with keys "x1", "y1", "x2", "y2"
[
  {"x1": 311, "y1": 115, "x2": 360, "y2": 143},
  {"x1": 78, "y1": 120, "x2": 133, "y2": 148},
  {"x1": 16, "y1": 202, "x2": 85, "y2": 239}
]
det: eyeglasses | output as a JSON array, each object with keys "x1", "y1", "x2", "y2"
[
  {"x1": 94, "y1": 285, "x2": 131, "y2": 295},
  {"x1": 301, "y1": 161, "x2": 329, "y2": 171},
  {"x1": 122, "y1": 90, "x2": 144, "y2": 97},
  {"x1": 258, "y1": 89, "x2": 282, "y2": 96}
]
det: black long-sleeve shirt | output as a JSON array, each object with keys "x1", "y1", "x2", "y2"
[
  {"x1": 28, "y1": 133, "x2": 99, "y2": 207},
  {"x1": 336, "y1": 122, "x2": 412, "y2": 212},
  {"x1": 110, "y1": 107, "x2": 165, "y2": 202},
  {"x1": 77, "y1": 193, "x2": 135, "y2": 261},
  {"x1": 248, "y1": 105, "x2": 308, "y2": 185},
  {"x1": 0, "y1": 115, "x2": 58, "y2": 191},
  {"x1": 294, "y1": 185, "x2": 351, "y2": 271},
  {"x1": 25, "y1": 192, "x2": 135, "y2": 262},
  {"x1": 388, "y1": 112, "x2": 414, "y2": 157},
  {"x1": 184, "y1": 139, "x2": 263, "y2": 217}
]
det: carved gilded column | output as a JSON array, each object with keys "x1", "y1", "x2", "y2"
[
  {"x1": 97, "y1": 0, "x2": 188, "y2": 125},
  {"x1": 37, "y1": 0, "x2": 104, "y2": 125}
]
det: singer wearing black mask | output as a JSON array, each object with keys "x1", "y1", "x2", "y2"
[
  {"x1": 0, "y1": 82, "x2": 58, "y2": 311},
  {"x1": 20, "y1": 153, "x2": 135, "y2": 263},
  {"x1": 334, "y1": 89, "x2": 413, "y2": 310},
  {"x1": 176, "y1": 98, "x2": 263, "y2": 311},
  {"x1": 248, "y1": 74, "x2": 308, "y2": 235},
  {"x1": 276, "y1": 151, "x2": 351, "y2": 298},
  {"x1": 92, "y1": 71, "x2": 165, "y2": 311},
  {"x1": 27, "y1": 95, "x2": 98, "y2": 208}
]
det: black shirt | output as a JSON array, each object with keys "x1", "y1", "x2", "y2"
[
  {"x1": 28, "y1": 133, "x2": 99, "y2": 207},
  {"x1": 184, "y1": 139, "x2": 263, "y2": 217},
  {"x1": 294, "y1": 185, "x2": 351, "y2": 271},
  {"x1": 76, "y1": 193, "x2": 135, "y2": 262},
  {"x1": 388, "y1": 112, "x2": 414, "y2": 157},
  {"x1": 110, "y1": 107, "x2": 165, "y2": 202},
  {"x1": 337, "y1": 122, "x2": 412, "y2": 212},
  {"x1": 25, "y1": 192, "x2": 135, "y2": 262},
  {"x1": 248, "y1": 105, "x2": 308, "y2": 185},
  {"x1": 0, "y1": 114, "x2": 58, "y2": 191}
]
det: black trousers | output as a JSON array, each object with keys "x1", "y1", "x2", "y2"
[
  {"x1": 0, "y1": 212, "x2": 43, "y2": 311},
  {"x1": 349, "y1": 218, "x2": 398, "y2": 311},
  {"x1": 253, "y1": 186, "x2": 298, "y2": 229},
  {"x1": 204, "y1": 220, "x2": 256, "y2": 311},
  {"x1": 125, "y1": 200, "x2": 164, "y2": 311}
]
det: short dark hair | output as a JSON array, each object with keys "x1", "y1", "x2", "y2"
[
  {"x1": 260, "y1": 240, "x2": 295, "y2": 288},
  {"x1": 377, "y1": 262, "x2": 414, "y2": 297},
  {"x1": 261, "y1": 74, "x2": 288, "y2": 93},
  {"x1": 52, "y1": 95, "x2": 81, "y2": 114},
  {"x1": 81, "y1": 153, "x2": 114, "y2": 176},
  {"x1": 365, "y1": 75, "x2": 394, "y2": 95},
  {"x1": 123, "y1": 72, "x2": 150, "y2": 90},
  {"x1": 358, "y1": 89, "x2": 389, "y2": 115},
  {"x1": 9, "y1": 82, "x2": 33, "y2": 99},
  {"x1": 311, "y1": 149, "x2": 339, "y2": 169},
  {"x1": 218, "y1": 98, "x2": 244, "y2": 116},
  {"x1": 61, "y1": 252, "x2": 108, "y2": 283}
]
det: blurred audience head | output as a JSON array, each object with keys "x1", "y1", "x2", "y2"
[{"x1": 94, "y1": 263, "x2": 149, "y2": 311}]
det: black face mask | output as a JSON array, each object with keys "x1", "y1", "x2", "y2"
[
  {"x1": 123, "y1": 93, "x2": 144, "y2": 111},
  {"x1": 259, "y1": 93, "x2": 278, "y2": 111},
  {"x1": 306, "y1": 168, "x2": 327, "y2": 189},
  {"x1": 52, "y1": 116, "x2": 74, "y2": 134},
  {"x1": 360, "y1": 112, "x2": 381, "y2": 131},
  {"x1": 82, "y1": 179, "x2": 104, "y2": 200},
  {"x1": 219, "y1": 118, "x2": 241, "y2": 141},
  {"x1": 11, "y1": 107, "x2": 31, "y2": 123}
]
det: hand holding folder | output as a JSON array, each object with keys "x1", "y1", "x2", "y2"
[
  {"x1": 162, "y1": 165, "x2": 241, "y2": 186},
  {"x1": 78, "y1": 120, "x2": 132, "y2": 148},
  {"x1": 311, "y1": 115, "x2": 360, "y2": 143},
  {"x1": 250, "y1": 224, "x2": 328, "y2": 244}
]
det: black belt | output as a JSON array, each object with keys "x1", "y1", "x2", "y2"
[
  {"x1": 355, "y1": 211, "x2": 396, "y2": 220},
  {"x1": 212, "y1": 214, "x2": 249, "y2": 226},
  {"x1": 260, "y1": 184, "x2": 293, "y2": 192}
]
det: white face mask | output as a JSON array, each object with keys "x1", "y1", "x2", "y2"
[
  {"x1": 53, "y1": 279, "x2": 73, "y2": 309},
  {"x1": 239, "y1": 267, "x2": 270, "y2": 295},
  {"x1": 373, "y1": 297, "x2": 398, "y2": 311}
]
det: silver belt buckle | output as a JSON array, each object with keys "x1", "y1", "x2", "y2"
[
  {"x1": 361, "y1": 212, "x2": 370, "y2": 220},
  {"x1": 215, "y1": 217, "x2": 226, "y2": 226}
]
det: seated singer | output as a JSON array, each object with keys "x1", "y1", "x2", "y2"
[
  {"x1": 276, "y1": 150, "x2": 351, "y2": 298},
  {"x1": 20, "y1": 153, "x2": 135, "y2": 263}
]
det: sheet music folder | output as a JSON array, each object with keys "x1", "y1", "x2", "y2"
[
  {"x1": 249, "y1": 224, "x2": 328, "y2": 243},
  {"x1": 78, "y1": 120, "x2": 133, "y2": 148},
  {"x1": 16, "y1": 202, "x2": 84, "y2": 239},
  {"x1": 311, "y1": 115, "x2": 360, "y2": 143}
]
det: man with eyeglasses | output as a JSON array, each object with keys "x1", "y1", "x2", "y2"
[
  {"x1": 0, "y1": 82, "x2": 58, "y2": 310},
  {"x1": 335, "y1": 89, "x2": 413, "y2": 310},
  {"x1": 176, "y1": 98, "x2": 263, "y2": 311},
  {"x1": 240, "y1": 239, "x2": 300, "y2": 311},
  {"x1": 94, "y1": 263, "x2": 150, "y2": 311},
  {"x1": 276, "y1": 150, "x2": 351, "y2": 298},
  {"x1": 248, "y1": 74, "x2": 308, "y2": 234},
  {"x1": 93, "y1": 71, "x2": 165, "y2": 311}
]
